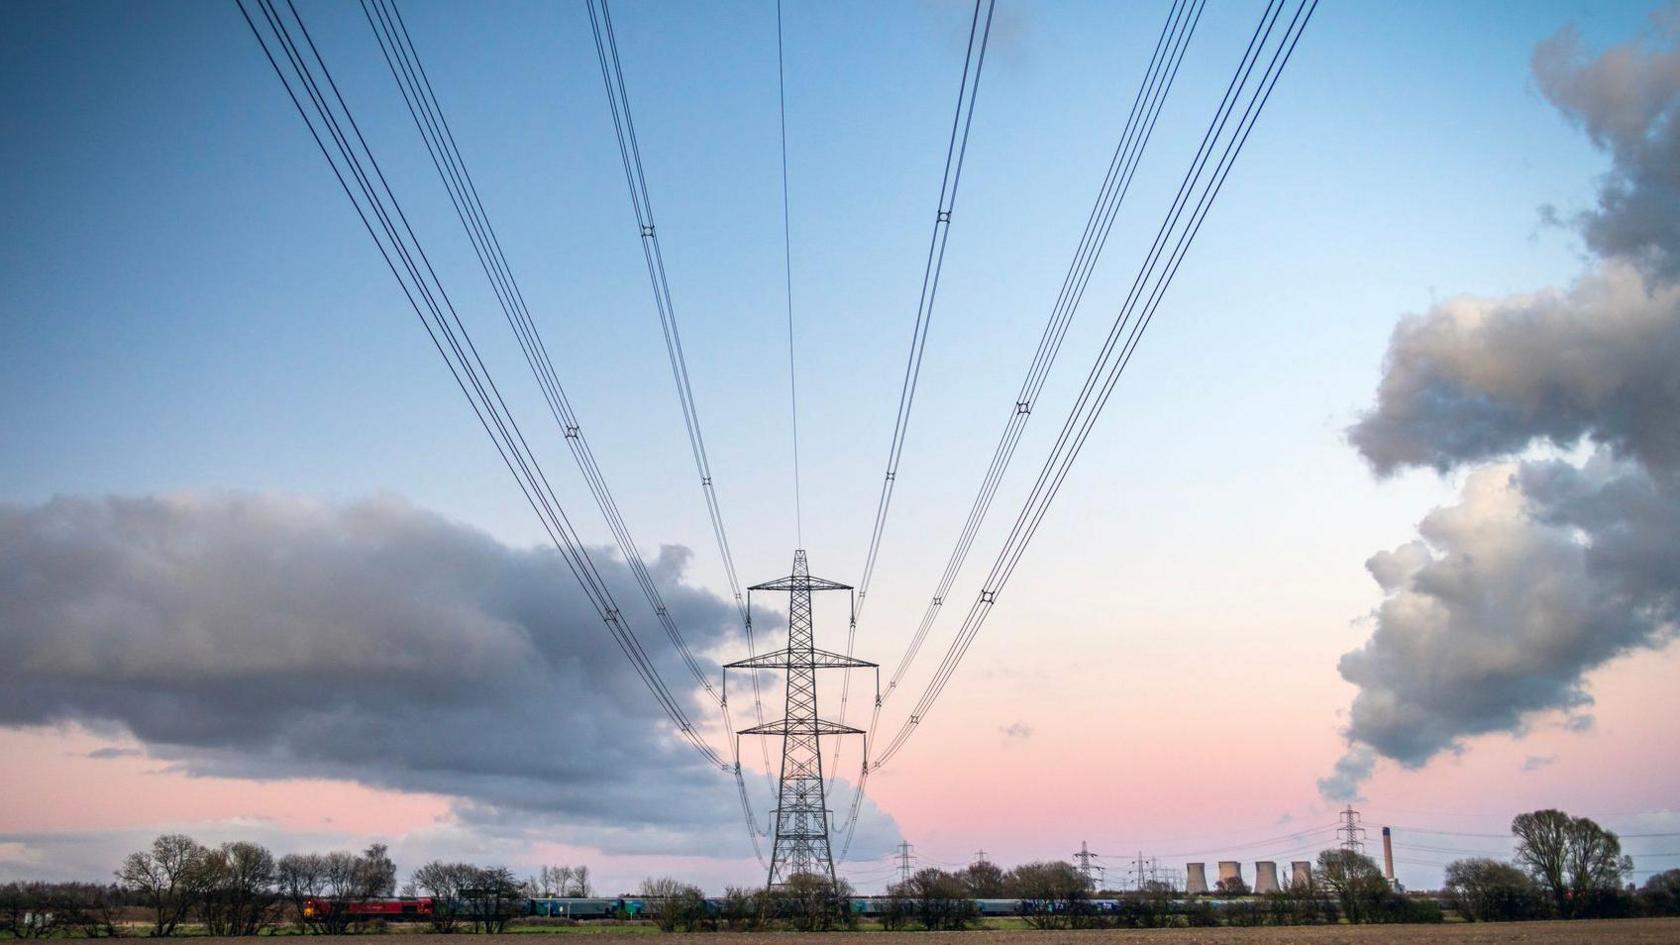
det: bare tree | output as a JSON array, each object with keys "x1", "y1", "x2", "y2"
[
  {"x1": 1005, "y1": 861, "x2": 1087, "y2": 930},
  {"x1": 639, "y1": 877, "x2": 710, "y2": 932},
  {"x1": 963, "y1": 860, "x2": 1006, "y2": 898},
  {"x1": 1314, "y1": 849, "x2": 1388, "y2": 924},
  {"x1": 535, "y1": 865, "x2": 574, "y2": 898},
  {"x1": 357, "y1": 844, "x2": 397, "y2": 898},
  {"x1": 117, "y1": 833, "x2": 210, "y2": 937},
  {"x1": 199, "y1": 841, "x2": 278, "y2": 936},
  {"x1": 412, "y1": 861, "x2": 477, "y2": 933},
  {"x1": 1513, "y1": 809, "x2": 1631, "y2": 917},
  {"x1": 276, "y1": 853, "x2": 327, "y2": 932},
  {"x1": 461, "y1": 867, "x2": 524, "y2": 933},
  {"x1": 570, "y1": 865, "x2": 592, "y2": 897}
]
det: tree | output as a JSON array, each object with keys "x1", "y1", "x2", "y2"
[
  {"x1": 1215, "y1": 876, "x2": 1249, "y2": 896},
  {"x1": 1638, "y1": 869, "x2": 1680, "y2": 917},
  {"x1": 276, "y1": 853, "x2": 325, "y2": 932},
  {"x1": 461, "y1": 867, "x2": 524, "y2": 934},
  {"x1": 356, "y1": 844, "x2": 397, "y2": 898},
  {"x1": 774, "y1": 873, "x2": 851, "y2": 932},
  {"x1": 411, "y1": 861, "x2": 477, "y2": 933},
  {"x1": 1512, "y1": 809, "x2": 1631, "y2": 917},
  {"x1": 639, "y1": 876, "x2": 710, "y2": 932},
  {"x1": 117, "y1": 833, "x2": 211, "y2": 937},
  {"x1": 1443, "y1": 858, "x2": 1545, "y2": 922},
  {"x1": 962, "y1": 859, "x2": 1006, "y2": 898},
  {"x1": 1314, "y1": 849, "x2": 1389, "y2": 924},
  {"x1": 1005, "y1": 861, "x2": 1087, "y2": 930},
  {"x1": 903, "y1": 868, "x2": 977, "y2": 930},
  {"x1": 718, "y1": 886, "x2": 771, "y2": 932},
  {"x1": 199, "y1": 841, "x2": 278, "y2": 936}
]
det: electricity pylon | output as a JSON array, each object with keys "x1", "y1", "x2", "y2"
[{"x1": 725, "y1": 550, "x2": 877, "y2": 889}]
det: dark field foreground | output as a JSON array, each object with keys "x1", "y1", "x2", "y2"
[{"x1": 184, "y1": 918, "x2": 1680, "y2": 945}]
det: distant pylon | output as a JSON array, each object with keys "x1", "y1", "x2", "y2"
[
  {"x1": 724, "y1": 550, "x2": 877, "y2": 890},
  {"x1": 896, "y1": 841, "x2": 915, "y2": 885},
  {"x1": 1073, "y1": 841, "x2": 1102, "y2": 889},
  {"x1": 1337, "y1": 805, "x2": 1367, "y2": 855}
]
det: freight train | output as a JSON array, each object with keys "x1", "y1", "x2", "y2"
[{"x1": 301, "y1": 895, "x2": 1229, "y2": 922}]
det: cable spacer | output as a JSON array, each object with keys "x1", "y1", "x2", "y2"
[
  {"x1": 979, "y1": 590, "x2": 997, "y2": 604},
  {"x1": 564, "y1": 424, "x2": 581, "y2": 438},
  {"x1": 937, "y1": 210, "x2": 952, "y2": 223},
  {"x1": 1016, "y1": 400, "x2": 1031, "y2": 414},
  {"x1": 640, "y1": 224, "x2": 655, "y2": 238},
  {"x1": 931, "y1": 596, "x2": 943, "y2": 606}
]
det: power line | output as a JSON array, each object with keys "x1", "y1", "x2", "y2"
[
  {"x1": 236, "y1": 0, "x2": 724, "y2": 773},
  {"x1": 775, "y1": 0, "x2": 802, "y2": 551},
  {"x1": 835, "y1": 0, "x2": 1224, "y2": 857},
  {"x1": 355, "y1": 0, "x2": 765, "y2": 864},
  {"x1": 831, "y1": 0, "x2": 996, "y2": 788},
  {"x1": 870, "y1": 0, "x2": 1317, "y2": 774},
  {"x1": 583, "y1": 0, "x2": 777, "y2": 790}
]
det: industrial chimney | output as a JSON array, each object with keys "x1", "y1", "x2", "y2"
[
  {"x1": 1253, "y1": 861, "x2": 1280, "y2": 894},
  {"x1": 1290, "y1": 861, "x2": 1312, "y2": 890},
  {"x1": 1382, "y1": 826, "x2": 1395, "y2": 886},
  {"x1": 1186, "y1": 862, "x2": 1208, "y2": 895},
  {"x1": 1217, "y1": 861, "x2": 1243, "y2": 892}
]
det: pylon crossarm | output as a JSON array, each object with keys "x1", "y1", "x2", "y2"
[
  {"x1": 738, "y1": 717, "x2": 866, "y2": 737},
  {"x1": 749, "y1": 575, "x2": 852, "y2": 592},
  {"x1": 726, "y1": 646, "x2": 876, "y2": 670}
]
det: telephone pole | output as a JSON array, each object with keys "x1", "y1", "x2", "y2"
[{"x1": 724, "y1": 550, "x2": 877, "y2": 890}]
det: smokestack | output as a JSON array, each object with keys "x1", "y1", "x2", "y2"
[
  {"x1": 1382, "y1": 827, "x2": 1395, "y2": 885},
  {"x1": 1217, "y1": 861, "x2": 1243, "y2": 892},
  {"x1": 1253, "y1": 861, "x2": 1280, "y2": 894},
  {"x1": 1186, "y1": 862, "x2": 1208, "y2": 895},
  {"x1": 1291, "y1": 861, "x2": 1312, "y2": 889}
]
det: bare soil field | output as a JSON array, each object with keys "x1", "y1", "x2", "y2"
[{"x1": 186, "y1": 918, "x2": 1680, "y2": 945}]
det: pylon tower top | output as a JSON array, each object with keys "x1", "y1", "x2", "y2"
[{"x1": 725, "y1": 550, "x2": 876, "y2": 889}]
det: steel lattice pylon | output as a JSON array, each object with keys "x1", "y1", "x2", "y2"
[{"x1": 725, "y1": 550, "x2": 876, "y2": 889}]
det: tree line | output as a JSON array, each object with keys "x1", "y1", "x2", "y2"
[
  {"x1": 0, "y1": 833, "x2": 598, "y2": 938},
  {"x1": 1442, "y1": 809, "x2": 1680, "y2": 921},
  {"x1": 3, "y1": 808, "x2": 1677, "y2": 936}
]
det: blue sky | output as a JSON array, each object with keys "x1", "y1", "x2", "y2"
[{"x1": 5, "y1": 0, "x2": 1677, "y2": 890}]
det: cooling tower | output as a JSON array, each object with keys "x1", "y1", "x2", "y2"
[
  {"x1": 1290, "y1": 861, "x2": 1312, "y2": 889},
  {"x1": 1186, "y1": 862, "x2": 1208, "y2": 895},
  {"x1": 1382, "y1": 826, "x2": 1395, "y2": 884},
  {"x1": 1254, "y1": 860, "x2": 1280, "y2": 894},
  {"x1": 1217, "y1": 860, "x2": 1243, "y2": 890}
]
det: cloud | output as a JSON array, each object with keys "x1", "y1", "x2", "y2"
[
  {"x1": 1332, "y1": 462, "x2": 1677, "y2": 774},
  {"x1": 1347, "y1": 263, "x2": 1680, "y2": 476},
  {"x1": 0, "y1": 493, "x2": 829, "y2": 856},
  {"x1": 1324, "y1": 11, "x2": 1680, "y2": 801},
  {"x1": 1532, "y1": 8, "x2": 1680, "y2": 277},
  {"x1": 1316, "y1": 745, "x2": 1374, "y2": 803},
  {"x1": 998, "y1": 722, "x2": 1033, "y2": 740},
  {"x1": 83, "y1": 747, "x2": 142, "y2": 759},
  {"x1": 1522, "y1": 754, "x2": 1559, "y2": 772}
]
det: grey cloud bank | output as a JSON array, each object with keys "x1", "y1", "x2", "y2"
[{"x1": 0, "y1": 492, "x2": 834, "y2": 854}]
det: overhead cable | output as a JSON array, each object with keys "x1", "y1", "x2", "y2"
[
  {"x1": 357, "y1": 0, "x2": 765, "y2": 862},
  {"x1": 839, "y1": 0, "x2": 1206, "y2": 855},
  {"x1": 237, "y1": 0, "x2": 725, "y2": 775}
]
